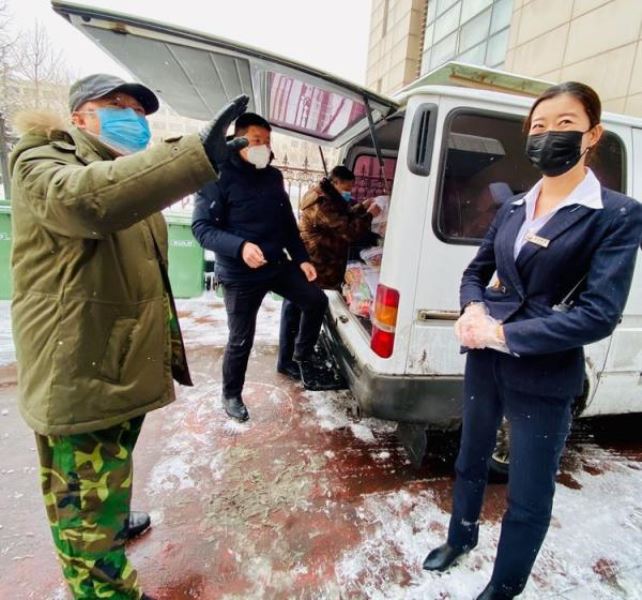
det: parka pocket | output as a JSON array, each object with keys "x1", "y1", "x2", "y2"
[{"x1": 98, "y1": 317, "x2": 137, "y2": 382}]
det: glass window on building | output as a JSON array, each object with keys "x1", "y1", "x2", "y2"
[
  {"x1": 421, "y1": 0, "x2": 514, "y2": 74},
  {"x1": 461, "y1": 0, "x2": 493, "y2": 23},
  {"x1": 490, "y1": 0, "x2": 512, "y2": 34},
  {"x1": 424, "y1": 24, "x2": 434, "y2": 49},
  {"x1": 434, "y1": 2, "x2": 462, "y2": 42},
  {"x1": 486, "y1": 28, "x2": 509, "y2": 67},
  {"x1": 458, "y1": 7, "x2": 492, "y2": 52},
  {"x1": 427, "y1": 0, "x2": 437, "y2": 25},
  {"x1": 436, "y1": 0, "x2": 460, "y2": 17},
  {"x1": 430, "y1": 31, "x2": 458, "y2": 70},
  {"x1": 458, "y1": 41, "x2": 487, "y2": 64}
]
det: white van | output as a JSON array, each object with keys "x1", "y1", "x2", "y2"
[{"x1": 54, "y1": 3, "x2": 642, "y2": 455}]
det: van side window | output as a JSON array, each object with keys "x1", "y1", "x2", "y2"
[
  {"x1": 352, "y1": 154, "x2": 397, "y2": 201},
  {"x1": 434, "y1": 110, "x2": 627, "y2": 243}
]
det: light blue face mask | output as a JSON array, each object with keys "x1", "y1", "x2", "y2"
[
  {"x1": 341, "y1": 191, "x2": 353, "y2": 202},
  {"x1": 96, "y1": 107, "x2": 151, "y2": 155}
]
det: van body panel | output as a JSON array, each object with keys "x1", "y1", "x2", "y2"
[
  {"x1": 330, "y1": 91, "x2": 641, "y2": 422},
  {"x1": 586, "y1": 127, "x2": 642, "y2": 415},
  {"x1": 322, "y1": 313, "x2": 463, "y2": 426}
]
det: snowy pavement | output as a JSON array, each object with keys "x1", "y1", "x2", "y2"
[{"x1": 1, "y1": 294, "x2": 641, "y2": 599}]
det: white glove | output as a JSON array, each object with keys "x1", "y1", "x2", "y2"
[
  {"x1": 454, "y1": 302, "x2": 487, "y2": 341},
  {"x1": 455, "y1": 303, "x2": 508, "y2": 352}
]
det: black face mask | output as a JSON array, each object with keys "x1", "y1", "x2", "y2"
[{"x1": 525, "y1": 130, "x2": 589, "y2": 177}]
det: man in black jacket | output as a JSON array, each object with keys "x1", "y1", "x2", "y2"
[{"x1": 192, "y1": 113, "x2": 329, "y2": 422}]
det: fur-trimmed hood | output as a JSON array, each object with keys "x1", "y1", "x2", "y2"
[
  {"x1": 12, "y1": 109, "x2": 67, "y2": 138},
  {"x1": 9, "y1": 110, "x2": 73, "y2": 174}
]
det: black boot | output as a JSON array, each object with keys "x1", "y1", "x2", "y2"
[
  {"x1": 476, "y1": 583, "x2": 516, "y2": 599},
  {"x1": 277, "y1": 360, "x2": 301, "y2": 381},
  {"x1": 297, "y1": 359, "x2": 338, "y2": 391},
  {"x1": 141, "y1": 594, "x2": 157, "y2": 600},
  {"x1": 422, "y1": 542, "x2": 473, "y2": 572},
  {"x1": 126, "y1": 511, "x2": 151, "y2": 540},
  {"x1": 222, "y1": 395, "x2": 249, "y2": 422}
]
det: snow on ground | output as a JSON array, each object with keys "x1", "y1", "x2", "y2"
[
  {"x1": 3, "y1": 294, "x2": 642, "y2": 598},
  {"x1": 303, "y1": 388, "x2": 642, "y2": 599}
]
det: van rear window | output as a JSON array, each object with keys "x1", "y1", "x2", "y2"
[{"x1": 434, "y1": 110, "x2": 627, "y2": 244}]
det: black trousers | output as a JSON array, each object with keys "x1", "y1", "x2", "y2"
[
  {"x1": 447, "y1": 349, "x2": 572, "y2": 596},
  {"x1": 278, "y1": 299, "x2": 302, "y2": 369},
  {"x1": 222, "y1": 263, "x2": 328, "y2": 398}
]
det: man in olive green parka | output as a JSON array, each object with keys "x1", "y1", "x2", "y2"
[{"x1": 9, "y1": 73, "x2": 248, "y2": 600}]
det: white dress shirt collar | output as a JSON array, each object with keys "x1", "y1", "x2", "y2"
[{"x1": 512, "y1": 168, "x2": 603, "y2": 218}]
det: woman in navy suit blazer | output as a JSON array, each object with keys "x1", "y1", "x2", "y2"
[{"x1": 423, "y1": 82, "x2": 642, "y2": 599}]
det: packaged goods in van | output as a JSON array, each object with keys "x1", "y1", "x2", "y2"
[
  {"x1": 360, "y1": 246, "x2": 383, "y2": 267},
  {"x1": 343, "y1": 261, "x2": 380, "y2": 318},
  {"x1": 369, "y1": 195, "x2": 390, "y2": 237}
]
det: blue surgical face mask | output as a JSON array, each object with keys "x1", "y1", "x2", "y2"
[
  {"x1": 341, "y1": 191, "x2": 353, "y2": 202},
  {"x1": 96, "y1": 107, "x2": 151, "y2": 155}
]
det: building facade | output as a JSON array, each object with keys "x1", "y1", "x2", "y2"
[{"x1": 366, "y1": 0, "x2": 642, "y2": 117}]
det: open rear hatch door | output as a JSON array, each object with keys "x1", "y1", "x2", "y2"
[{"x1": 52, "y1": 1, "x2": 399, "y2": 147}]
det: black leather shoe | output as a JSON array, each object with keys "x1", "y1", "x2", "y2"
[
  {"x1": 222, "y1": 395, "x2": 249, "y2": 422},
  {"x1": 277, "y1": 361, "x2": 301, "y2": 381},
  {"x1": 422, "y1": 542, "x2": 473, "y2": 572},
  {"x1": 141, "y1": 594, "x2": 157, "y2": 600},
  {"x1": 126, "y1": 511, "x2": 151, "y2": 540},
  {"x1": 476, "y1": 583, "x2": 516, "y2": 599}
]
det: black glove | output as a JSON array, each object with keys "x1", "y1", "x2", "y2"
[{"x1": 199, "y1": 94, "x2": 250, "y2": 169}]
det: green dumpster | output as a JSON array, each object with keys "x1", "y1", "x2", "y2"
[
  {"x1": 165, "y1": 212, "x2": 204, "y2": 298},
  {"x1": 0, "y1": 202, "x2": 11, "y2": 300}
]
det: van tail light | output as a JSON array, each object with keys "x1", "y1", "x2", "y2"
[{"x1": 371, "y1": 284, "x2": 400, "y2": 358}]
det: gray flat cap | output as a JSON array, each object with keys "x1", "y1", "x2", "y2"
[{"x1": 69, "y1": 73, "x2": 159, "y2": 114}]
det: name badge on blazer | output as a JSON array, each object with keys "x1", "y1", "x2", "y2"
[{"x1": 525, "y1": 232, "x2": 550, "y2": 248}]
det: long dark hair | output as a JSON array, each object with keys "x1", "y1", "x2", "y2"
[{"x1": 524, "y1": 81, "x2": 602, "y2": 133}]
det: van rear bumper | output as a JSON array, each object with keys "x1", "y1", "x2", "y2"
[{"x1": 322, "y1": 316, "x2": 463, "y2": 428}]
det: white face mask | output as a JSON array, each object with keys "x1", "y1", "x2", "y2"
[{"x1": 246, "y1": 144, "x2": 271, "y2": 169}]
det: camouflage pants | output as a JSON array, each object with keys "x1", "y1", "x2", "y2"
[{"x1": 35, "y1": 417, "x2": 145, "y2": 600}]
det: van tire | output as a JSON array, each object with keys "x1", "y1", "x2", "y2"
[
  {"x1": 485, "y1": 376, "x2": 589, "y2": 484},
  {"x1": 488, "y1": 418, "x2": 510, "y2": 483},
  {"x1": 488, "y1": 453, "x2": 510, "y2": 483},
  {"x1": 396, "y1": 422, "x2": 428, "y2": 469}
]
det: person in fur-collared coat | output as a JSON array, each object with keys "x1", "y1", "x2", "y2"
[
  {"x1": 277, "y1": 166, "x2": 377, "y2": 382},
  {"x1": 9, "y1": 73, "x2": 247, "y2": 600}
]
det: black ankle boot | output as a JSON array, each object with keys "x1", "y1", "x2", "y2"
[
  {"x1": 222, "y1": 395, "x2": 249, "y2": 422},
  {"x1": 126, "y1": 511, "x2": 151, "y2": 540},
  {"x1": 476, "y1": 583, "x2": 516, "y2": 599},
  {"x1": 277, "y1": 361, "x2": 301, "y2": 381},
  {"x1": 422, "y1": 542, "x2": 473, "y2": 572}
]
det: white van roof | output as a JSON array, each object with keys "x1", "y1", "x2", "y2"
[
  {"x1": 395, "y1": 62, "x2": 642, "y2": 129},
  {"x1": 397, "y1": 62, "x2": 553, "y2": 98}
]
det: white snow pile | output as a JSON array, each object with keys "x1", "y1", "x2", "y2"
[
  {"x1": 333, "y1": 453, "x2": 642, "y2": 599},
  {"x1": 302, "y1": 389, "x2": 397, "y2": 443}
]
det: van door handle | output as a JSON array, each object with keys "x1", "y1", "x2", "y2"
[{"x1": 417, "y1": 309, "x2": 459, "y2": 321}]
